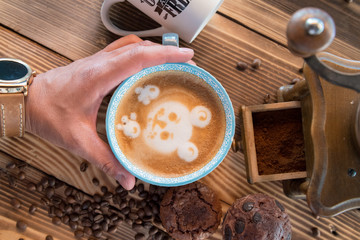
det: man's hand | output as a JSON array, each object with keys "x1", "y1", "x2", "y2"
[{"x1": 25, "y1": 35, "x2": 194, "y2": 190}]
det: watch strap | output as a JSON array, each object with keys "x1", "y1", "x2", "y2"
[{"x1": 0, "y1": 93, "x2": 25, "y2": 137}]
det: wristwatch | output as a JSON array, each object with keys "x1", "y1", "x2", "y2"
[{"x1": 0, "y1": 58, "x2": 36, "y2": 137}]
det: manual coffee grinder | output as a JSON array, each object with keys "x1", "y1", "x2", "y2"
[{"x1": 239, "y1": 7, "x2": 360, "y2": 218}]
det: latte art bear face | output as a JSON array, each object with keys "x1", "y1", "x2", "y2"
[{"x1": 114, "y1": 71, "x2": 226, "y2": 178}]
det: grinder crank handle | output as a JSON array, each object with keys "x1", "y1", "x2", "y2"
[{"x1": 286, "y1": 8, "x2": 360, "y2": 92}]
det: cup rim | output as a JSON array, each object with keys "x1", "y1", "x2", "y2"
[{"x1": 106, "y1": 63, "x2": 235, "y2": 186}]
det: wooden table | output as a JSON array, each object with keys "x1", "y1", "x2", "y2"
[{"x1": 1, "y1": 0, "x2": 359, "y2": 239}]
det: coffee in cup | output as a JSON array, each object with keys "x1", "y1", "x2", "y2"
[{"x1": 114, "y1": 70, "x2": 226, "y2": 178}]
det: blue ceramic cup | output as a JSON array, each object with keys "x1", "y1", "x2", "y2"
[{"x1": 106, "y1": 63, "x2": 235, "y2": 186}]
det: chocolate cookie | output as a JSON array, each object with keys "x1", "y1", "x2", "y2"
[
  {"x1": 222, "y1": 193, "x2": 292, "y2": 240},
  {"x1": 160, "y1": 182, "x2": 222, "y2": 240}
]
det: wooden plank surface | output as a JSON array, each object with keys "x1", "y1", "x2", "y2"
[
  {"x1": 1, "y1": 0, "x2": 360, "y2": 239},
  {"x1": 219, "y1": 0, "x2": 360, "y2": 60}
]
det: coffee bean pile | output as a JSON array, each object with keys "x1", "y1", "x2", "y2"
[{"x1": 4, "y1": 161, "x2": 173, "y2": 240}]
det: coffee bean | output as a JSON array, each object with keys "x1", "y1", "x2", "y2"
[
  {"x1": 224, "y1": 224, "x2": 232, "y2": 240},
  {"x1": 72, "y1": 203, "x2": 80, "y2": 212},
  {"x1": 142, "y1": 215, "x2": 152, "y2": 222},
  {"x1": 36, "y1": 183, "x2": 43, "y2": 192},
  {"x1": 83, "y1": 226, "x2": 92, "y2": 236},
  {"x1": 120, "y1": 190, "x2": 128, "y2": 198},
  {"x1": 41, "y1": 197, "x2": 50, "y2": 206},
  {"x1": 16, "y1": 220, "x2": 27, "y2": 232},
  {"x1": 121, "y1": 207, "x2": 130, "y2": 215},
  {"x1": 235, "y1": 218, "x2": 245, "y2": 234},
  {"x1": 152, "y1": 193, "x2": 160, "y2": 202},
  {"x1": 144, "y1": 205, "x2": 152, "y2": 217},
  {"x1": 275, "y1": 200, "x2": 285, "y2": 212},
  {"x1": 8, "y1": 175, "x2": 16, "y2": 187},
  {"x1": 152, "y1": 205, "x2": 159, "y2": 215},
  {"x1": 80, "y1": 161, "x2": 88, "y2": 172},
  {"x1": 101, "y1": 186, "x2": 108, "y2": 193},
  {"x1": 92, "y1": 202, "x2": 101, "y2": 210},
  {"x1": 64, "y1": 186, "x2": 73, "y2": 196},
  {"x1": 64, "y1": 204, "x2": 72, "y2": 214},
  {"x1": 40, "y1": 177, "x2": 49, "y2": 187},
  {"x1": 153, "y1": 216, "x2": 162, "y2": 225},
  {"x1": 66, "y1": 195, "x2": 76, "y2": 204},
  {"x1": 69, "y1": 220, "x2": 78, "y2": 230},
  {"x1": 54, "y1": 180, "x2": 64, "y2": 189},
  {"x1": 45, "y1": 235, "x2": 53, "y2": 240},
  {"x1": 81, "y1": 200, "x2": 91, "y2": 210},
  {"x1": 75, "y1": 191, "x2": 84, "y2": 202},
  {"x1": 45, "y1": 186, "x2": 55, "y2": 199},
  {"x1": 242, "y1": 202, "x2": 254, "y2": 212},
  {"x1": 263, "y1": 94, "x2": 271, "y2": 104},
  {"x1": 129, "y1": 212, "x2": 139, "y2": 220},
  {"x1": 62, "y1": 215, "x2": 70, "y2": 224},
  {"x1": 18, "y1": 171, "x2": 26, "y2": 180},
  {"x1": 10, "y1": 198, "x2": 21, "y2": 209},
  {"x1": 29, "y1": 204, "x2": 38, "y2": 214},
  {"x1": 251, "y1": 58, "x2": 261, "y2": 69},
  {"x1": 139, "y1": 191, "x2": 148, "y2": 199},
  {"x1": 119, "y1": 199, "x2": 127, "y2": 209},
  {"x1": 82, "y1": 217, "x2": 92, "y2": 227},
  {"x1": 154, "y1": 232, "x2": 163, "y2": 240},
  {"x1": 252, "y1": 212, "x2": 262, "y2": 223},
  {"x1": 103, "y1": 192, "x2": 113, "y2": 200},
  {"x1": 27, "y1": 182, "x2": 36, "y2": 191},
  {"x1": 129, "y1": 198, "x2": 136, "y2": 209},
  {"x1": 100, "y1": 201, "x2": 109, "y2": 208},
  {"x1": 52, "y1": 216, "x2": 61, "y2": 225},
  {"x1": 51, "y1": 196, "x2": 62, "y2": 206},
  {"x1": 132, "y1": 223, "x2": 143, "y2": 232},
  {"x1": 143, "y1": 222, "x2": 153, "y2": 229},
  {"x1": 6, "y1": 162, "x2": 16, "y2": 169},
  {"x1": 108, "y1": 225, "x2": 117, "y2": 234},
  {"x1": 55, "y1": 208, "x2": 63, "y2": 218},
  {"x1": 113, "y1": 217, "x2": 123, "y2": 226},
  {"x1": 70, "y1": 213, "x2": 79, "y2": 222},
  {"x1": 93, "y1": 229, "x2": 103, "y2": 238},
  {"x1": 129, "y1": 185, "x2": 137, "y2": 194},
  {"x1": 92, "y1": 223, "x2": 101, "y2": 230},
  {"x1": 311, "y1": 227, "x2": 321, "y2": 237},
  {"x1": 94, "y1": 214, "x2": 104, "y2": 223},
  {"x1": 48, "y1": 177, "x2": 56, "y2": 187},
  {"x1": 101, "y1": 221, "x2": 109, "y2": 232},
  {"x1": 139, "y1": 200, "x2": 147, "y2": 208},
  {"x1": 236, "y1": 61, "x2": 248, "y2": 71},
  {"x1": 92, "y1": 178, "x2": 99, "y2": 186},
  {"x1": 74, "y1": 230, "x2": 84, "y2": 238},
  {"x1": 115, "y1": 185, "x2": 124, "y2": 193},
  {"x1": 135, "y1": 233, "x2": 146, "y2": 240},
  {"x1": 134, "y1": 219, "x2": 142, "y2": 225},
  {"x1": 94, "y1": 193, "x2": 102, "y2": 203},
  {"x1": 149, "y1": 226, "x2": 158, "y2": 235}
]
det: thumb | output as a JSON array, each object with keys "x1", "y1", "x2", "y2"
[{"x1": 79, "y1": 130, "x2": 136, "y2": 190}]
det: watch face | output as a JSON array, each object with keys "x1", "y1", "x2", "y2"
[{"x1": 0, "y1": 60, "x2": 29, "y2": 81}]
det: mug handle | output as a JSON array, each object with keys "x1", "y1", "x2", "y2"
[{"x1": 100, "y1": 0, "x2": 169, "y2": 37}]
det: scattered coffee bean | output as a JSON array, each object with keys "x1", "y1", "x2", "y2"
[
  {"x1": 128, "y1": 198, "x2": 136, "y2": 209},
  {"x1": 64, "y1": 186, "x2": 73, "y2": 196},
  {"x1": 139, "y1": 191, "x2": 148, "y2": 199},
  {"x1": 27, "y1": 182, "x2": 36, "y2": 191},
  {"x1": 153, "y1": 216, "x2": 162, "y2": 225},
  {"x1": 108, "y1": 225, "x2": 117, "y2": 234},
  {"x1": 251, "y1": 58, "x2": 261, "y2": 69},
  {"x1": 311, "y1": 227, "x2": 321, "y2": 237},
  {"x1": 130, "y1": 185, "x2": 137, "y2": 194},
  {"x1": 121, "y1": 207, "x2": 131, "y2": 215},
  {"x1": 103, "y1": 192, "x2": 113, "y2": 200},
  {"x1": 92, "y1": 223, "x2": 101, "y2": 231},
  {"x1": 120, "y1": 191, "x2": 129, "y2": 198},
  {"x1": 52, "y1": 216, "x2": 61, "y2": 225},
  {"x1": 132, "y1": 223, "x2": 143, "y2": 232},
  {"x1": 113, "y1": 218, "x2": 123, "y2": 226},
  {"x1": 29, "y1": 204, "x2": 38, "y2": 214},
  {"x1": 36, "y1": 183, "x2": 44, "y2": 192},
  {"x1": 66, "y1": 195, "x2": 76, "y2": 204},
  {"x1": 6, "y1": 162, "x2": 16, "y2": 169},
  {"x1": 70, "y1": 213, "x2": 79, "y2": 222},
  {"x1": 143, "y1": 221, "x2": 153, "y2": 229},
  {"x1": 263, "y1": 94, "x2": 271, "y2": 104},
  {"x1": 83, "y1": 226, "x2": 92, "y2": 236},
  {"x1": 93, "y1": 229, "x2": 103, "y2": 238},
  {"x1": 54, "y1": 180, "x2": 64, "y2": 189},
  {"x1": 101, "y1": 221, "x2": 109, "y2": 232},
  {"x1": 74, "y1": 229, "x2": 84, "y2": 238},
  {"x1": 45, "y1": 186, "x2": 55, "y2": 199},
  {"x1": 94, "y1": 214, "x2": 104, "y2": 223},
  {"x1": 94, "y1": 194, "x2": 102, "y2": 203},
  {"x1": 10, "y1": 198, "x2": 21, "y2": 209},
  {"x1": 70, "y1": 220, "x2": 78, "y2": 230},
  {"x1": 18, "y1": 171, "x2": 26, "y2": 180},
  {"x1": 62, "y1": 215, "x2": 70, "y2": 224},
  {"x1": 48, "y1": 177, "x2": 56, "y2": 187},
  {"x1": 252, "y1": 212, "x2": 262, "y2": 223},
  {"x1": 242, "y1": 202, "x2": 254, "y2": 212},
  {"x1": 149, "y1": 226, "x2": 158, "y2": 235},
  {"x1": 137, "y1": 183, "x2": 144, "y2": 193},
  {"x1": 16, "y1": 220, "x2": 27, "y2": 232},
  {"x1": 41, "y1": 197, "x2": 50, "y2": 206},
  {"x1": 135, "y1": 233, "x2": 146, "y2": 240},
  {"x1": 80, "y1": 161, "x2": 88, "y2": 172},
  {"x1": 152, "y1": 193, "x2": 160, "y2": 202},
  {"x1": 101, "y1": 186, "x2": 108, "y2": 193},
  {"x1": 75, "y1": 191, "x2": 84, "y2": 202},
  {"x1": 129, "y1": 212, "x2": 139, "y2": 220},
  {"x1": 92, "y1": 177, "x2": 100, "y2": 186},
  {"x1": 115, "y1": 185, "x2": 124, "y2": 193},
  {"x1": 40, "y1": 177, "x2": 49, "y2": 187},
  {"x1": 236, "y1": 61, "x2": 248, "y2": 71},
  {"x1": 51, "y1": 196, "x2": 62, "y2": 206},
  {"x1": 45, "y1": 235, "x2": 53, "y2": 240},
  {"x1": 154, "y1": 232, "x2": 163, "y2": 240},
  {"x1": 64, "y1": 204, "x2": 72, "y2": 214},
  {"x1": 8, "y1": 175, "x2": 16, "y2": 187}
]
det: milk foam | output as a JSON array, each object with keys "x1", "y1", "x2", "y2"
[
  {"x1": 135, "y1": 85, "x2": 159, "y2": 105},
  {"x1": 143, "y1": 101, "x2": 193, "y2": 154},
  {"x1": 116, "y1": 114, "x2": 141, "y2": 138},
  {"x1": 190, "y1": 106, "x2": 211, "y2": 128},
  {"x1": 177, "y1": 142, "x2": 199, "y2": 162}
]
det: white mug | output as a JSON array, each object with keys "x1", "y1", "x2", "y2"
[{"x1": 101, "y1": 0, "x2": 224, "y2": 43}]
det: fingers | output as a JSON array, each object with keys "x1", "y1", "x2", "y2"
[
  {"x1": 79, "y1": 129, "x2": 136, "y2": 190},
  {"x1": 102, "y1": 34, "x2": 143, "y2": 52}
]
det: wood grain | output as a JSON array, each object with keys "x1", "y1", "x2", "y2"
[{"x1": 219, "y1": 0, "x2": 360, "y2": 60}]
